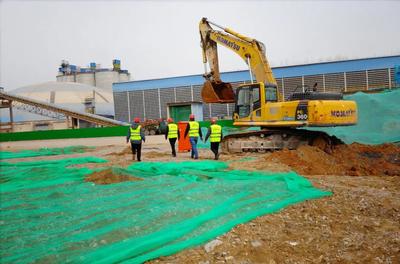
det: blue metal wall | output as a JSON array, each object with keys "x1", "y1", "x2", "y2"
[{"x1": 113, "y1": 55, "x2": 400, "y2": 92}]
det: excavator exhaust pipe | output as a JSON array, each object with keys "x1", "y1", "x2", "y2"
[{"x1": 201, "y1": 80, "x2": 235, "y2": 103}]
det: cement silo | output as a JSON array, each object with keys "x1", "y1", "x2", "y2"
[
  {"x1": 75, "y1": 72, "x2": 96, "y2": 87},
  {"x1": 56, "y1": 59, "x2": 131, "y2": 91},
  {"x1": 95, "y1": 71, "x2": 120, "y2": 90},
  {"x1": 56, "y1": 74, "x2": 75, "y2": 82}
]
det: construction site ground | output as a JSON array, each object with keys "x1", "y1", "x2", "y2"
[{"x1": 1, "y1": 135, "x2": 399, "y2": 263}]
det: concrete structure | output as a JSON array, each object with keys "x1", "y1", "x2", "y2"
[
  {"x1": 113, "y1": 56, "x2": 400, "y2": 123},
  {"x1": 3, "y1": 120, "x2": 69, "y2": 133},
  {"x1": 0, "y1": 82, "x2": 114, "y2": 124},
  {"x1": 56, "y1": 59, "x2": 130, "y2": 91},
  {"x1": 0, "y1": 88, "x2": 127, "y2": 132}
]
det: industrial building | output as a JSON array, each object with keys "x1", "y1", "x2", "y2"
[
  {"x1": 1, "y1": 60, "x2": 126, "y2": 132},
  {"x1": 113, "y1": 55, "x2": 400, "y2": 123},
  {"x1": 57, "y1": 59, "x2": 130, "y2": 91}
]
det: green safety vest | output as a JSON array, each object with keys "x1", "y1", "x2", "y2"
[
  {"x1": 188, "y1": 121, "x2": 200, "y2": 137},
  {"x1": 210, "y1": 124, "x2": 222, "y2": 142},
  {"x1": 168, "y1": 123, "x2": 178, "y2": 139},
  {"x1": 130, "y1": 125, "x2": 142, "y2": 141}
]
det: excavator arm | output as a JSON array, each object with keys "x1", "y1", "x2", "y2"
[{"x1": 199, "y1": 17, "x2": 277, "y2": 103}]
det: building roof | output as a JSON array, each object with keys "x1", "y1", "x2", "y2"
[{"x1": 113, "y1": 55, "x2": 400, "y2": 92}]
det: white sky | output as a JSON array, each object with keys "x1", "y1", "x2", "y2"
[{"x1": 1, "y1": 0, "x2": 399, "y2": 90}]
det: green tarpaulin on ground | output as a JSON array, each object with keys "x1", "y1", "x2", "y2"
[
  {"x1": 0, "y1": 150, "x2": 331, "y2": 263},
  {"x1": 0, "y1": 146, "x2": 90, "y2": 160}
]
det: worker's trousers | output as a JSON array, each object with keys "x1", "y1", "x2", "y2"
[
  {"x1": 189, "y1": 137, "x2": 199, "y2": 159},
  {"x1": 130, "y1": 142, "x2": 142, "y2": 161},
  {"x1": 169, "y1": 138, "x2": 177, "y2": 157},
  {"x1": 210, "y1": 142, "x2": 220, "y2": 160}
]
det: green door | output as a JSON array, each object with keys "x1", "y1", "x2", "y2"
[{"x1": 170, "y1": 105, "x2": 191, "y2": 122}]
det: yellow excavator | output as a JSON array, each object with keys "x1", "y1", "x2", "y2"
[{"x1": 199, "y1": 18, "x2": 358, "y2": 153}]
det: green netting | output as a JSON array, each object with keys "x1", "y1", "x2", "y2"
[
  {"x1": 0, "y1": 146, "x2": 91, "y2": 160},
  {"x1": 308, "y1": 88, "x2": 400, "y2": 144},
  {"x1": 1, "y1": 157, "x2": 331, "y2": 263}
]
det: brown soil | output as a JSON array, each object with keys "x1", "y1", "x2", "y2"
[
  {"x1": 149, "y1": 175, "x2": 400, "y2": 264},
  {"x1": 106, "y1": 146, "x2": 132, "y2": 157},
  {"x1": 265, "y1": 143, "x2": 400, "y2": 176},
  {"x1": 84, "y1": 168, "x2": 142, "y2": 185}
]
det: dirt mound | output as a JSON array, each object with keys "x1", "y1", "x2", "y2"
[
  {"x1": 85, "y1": 168, "x2": 142, "y2": 185},
  {"x1": 265, "y1": 143, "x2": 400, "y2": 176}
]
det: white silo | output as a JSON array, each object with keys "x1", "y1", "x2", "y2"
[
  {"x1": 56, "y1": 59, "x2": 130, "y2": 89},
  {"x1": 95, "y1": 71, "x2": 119, "y2": 91},
  {"x1": 76, "y1": 73, "x2": 96, "y2": 87},
  {"x1": 56, "y1": 74, "x2": 75, "y2": 82},
  {"x1": 119, "y1": 72, "x2": 130, "y2": 82}
]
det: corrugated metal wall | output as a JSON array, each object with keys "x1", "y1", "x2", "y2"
[{"x1": 114, "y1": 68, "x2": 396, "y2": 122}]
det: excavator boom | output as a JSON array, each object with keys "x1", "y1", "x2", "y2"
[{"x1": 199, "y1": 17, "x2": 277, "y2": 103}]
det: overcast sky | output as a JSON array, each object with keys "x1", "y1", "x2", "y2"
[{"x1": 1, "y1": 0, "x2": 399, "y2": 91}]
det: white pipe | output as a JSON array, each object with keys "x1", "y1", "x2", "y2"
[{"x1": 247, "y1": 56, "x2": 254, "y2": 83}]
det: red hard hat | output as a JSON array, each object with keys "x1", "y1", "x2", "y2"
[
  {"x1": 211, "y1": 118, "x2": 216, "y2": 124},
  {"x1": 167, "y1": 118, "x2": 173, "y2": 123},
  {"x1": 189, "y1": 114, "x2": 195, "y2": 119},
  {"x1": 134, "y1": 117, "x2": 140, "y2": 123}
]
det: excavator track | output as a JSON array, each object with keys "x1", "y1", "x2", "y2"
[{"x1": 221, "y1": 128, "x2": 343, "y2": 154}]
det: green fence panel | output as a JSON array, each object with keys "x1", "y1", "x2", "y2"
[{"x1": 0, "y1": 126, "x2": 128, "y2": 142}]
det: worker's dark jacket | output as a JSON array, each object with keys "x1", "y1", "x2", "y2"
[
  {"x1": 159, "y1": 121, "x2": 167, "y2": 134},
  {"x1": 126, "y1": 124, "x2": 146, "y2": 144}
]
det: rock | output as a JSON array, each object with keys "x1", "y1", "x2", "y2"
[
  {"x1": 198, "y1": 261, "x2": 210, "y2": 264},
  {"x1": 204, "y1": 239, "x2": 223, "y2": 253},
  {"x1": 251, "y1": 240, "x2": 262, "y2": 247},
  {"x1": 225, "y1": 256, "x2": 234, "y2": 261},
  {"x1": 288, "y1": 241, "x2": 299, "y2": 246}
]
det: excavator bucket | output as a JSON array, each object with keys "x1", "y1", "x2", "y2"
[{"x1": 201, "y1": 80, "x2": 235, "y2": 103}]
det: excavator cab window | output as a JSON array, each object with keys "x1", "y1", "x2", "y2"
[
  {"x1": 265, "y1": 85, "x2": 278, "y2": 102},
  {"x1": 236, "y1": 87, "x2": 250, "y2": 118},
  {"x1": 235, "y1": 84, "x2": 261, "y2": 118}
]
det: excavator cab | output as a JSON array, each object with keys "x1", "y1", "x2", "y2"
[
  {"x1": 233, "y1": 82, "x2": 278, "y2": 120},
  {"x1": 201, "y1": 80, "x2": 235, "y2": 103}
]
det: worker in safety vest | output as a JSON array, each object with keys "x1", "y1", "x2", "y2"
[
  {"x1": 165, "y1": 118, "x2": 179, "y2": 157},
  {"x1": 205, "y1": 118, "x2": 223, "y2": 160},
  {"x1": 184, "y1": 114, "x2": 203, "y2": 159},
  {"x1": 126, "y1": 117, "x2": 146, "y2": 161}
]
